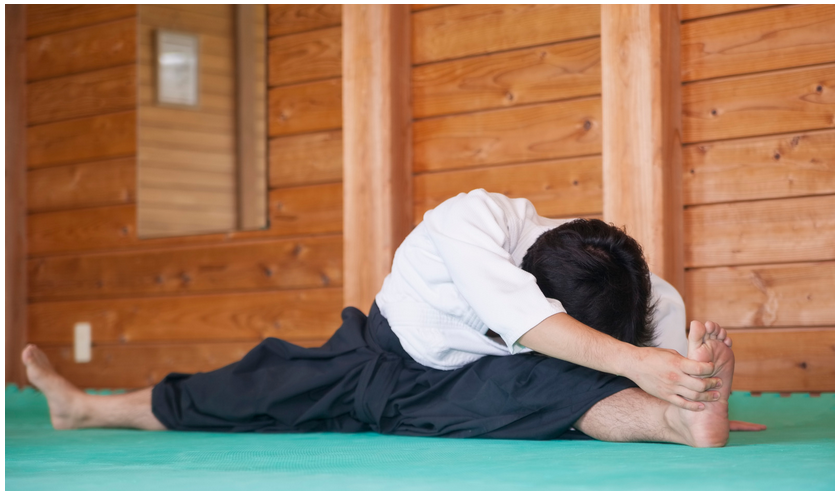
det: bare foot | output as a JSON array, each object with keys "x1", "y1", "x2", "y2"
[
  {"x1": 21, "y1": 344, "x2": 86, "y2": 429},
  {"x1": 666, "y1": 321, "x2": 733, "y2": 447}
]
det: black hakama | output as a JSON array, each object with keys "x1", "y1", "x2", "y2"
[{"x1": 151, "y1": 303, "x2": 636, "y2": 439}]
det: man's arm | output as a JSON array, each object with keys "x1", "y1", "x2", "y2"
[{"x1": 519, "y1": 313, "x2": 722, "y2": 411}]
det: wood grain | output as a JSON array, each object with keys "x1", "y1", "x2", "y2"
[
  {"x1": 139, "y1": 106, "x2": 233, "y2": 134},
  {"x1": 414, "y1": 156, "x2": 601, "y2": 223},
  {"x1": 343, "y1": 5, "x2": 413, "y2": 310},
  {"x1": 28, "y1": 205, "x2": 137, "y2": 256},
  {"x1": 602, "y1": 5, "x2": 684, "y2": 291},
  {"x1": 413, "y1": 37, "x2": 600, "y2": 119},
  {"x1": 684, "y1": 195, "x2": 835, "y2": 268},
  {"x1": 268, "y1": 26, "x2": 342, "y2": 87},
  {"x1": 27, "y1": 157, "x2": 136, "y2": 213},
  {"x1": 682, "y1": 64, "x2": 835, "y2": 144},
  {"x1": 685, "y1": 261, "x2": 835, "y2": 328},
  {"x1": 413, "y1": 4, "x2": 600, "y2": 64},
  {"x1": 683, "y1": 130, "x2": 835, "y2": 205},
  {"x1": 682, "y1": 5, "x2": 835, "y2": 82},
  {"x1": 26, "y1": 18, "x2": 136, "y2": 82},
  {"x1": 270, "y1": 183, "x2": 343, "y2": 236},
  {"x1": 269, "y1": 130, "x2": 343, "y2": 187},
  {"x1": 7, "y1": 4, "x2": 28, "y2": 386},
  {"x1": 27, "y1": 111, "x2": 136, "y2": 169},
  {"x1": 414, "y1": 97, "x2": 601, "y2": 172},
  {"x1": 411, "y1": 5, "x2": 442, "y2": 12},
  {"x1": 730, "y1": 328, "x2": 835, "y2": 392},
  {"x1": 41, "y1": 342, "x2": 260, "y2": 389},
  {"x1": 268, "y1": 4, "x2": 342, "y2": 37},
  {"x1": 27, "y1": 65, "x2": 137, "y2": 126},
  {"x1": 26, "y1": 5, "x2": 137, "y2": 38},
  {"x1": 139, "y1": 5, "x2": 233, "y2": 37},
  {"x1": 28, "y1": 235, "x2": 343, "y2": 301},
  {"x1": 680, "y1": 4, "x2": 772, "y2": 22},
  {"x1": 268, "y1": 78, "x2": 342, "y2": 136},
  {"x1": 29, "y1": 288, "x2": 344, "y2": 345}
]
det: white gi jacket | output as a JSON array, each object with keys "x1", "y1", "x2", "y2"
[{"x1": 376, "y1": 189, "x2": 688, "y2": 371}]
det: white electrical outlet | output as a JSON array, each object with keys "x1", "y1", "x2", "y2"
[{"x1": 74, "y1": 322, "x2": 91, "y2": 363}]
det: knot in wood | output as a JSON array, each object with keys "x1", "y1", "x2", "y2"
[
  {"x1": 773, "y1": 152, "x2": 781, "y2": 160},
  {"x1": 583, "y1": 120, "x2": 592, "y2": 131}
]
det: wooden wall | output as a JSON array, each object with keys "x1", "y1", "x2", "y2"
[
  {"x1": 411, "y1": 4, "x2": 603, "y2": 223},
  {"x1": 24, "y1": 5, "x2": 344, "y2": 388},
  {"x1": 679, "y1": 4, "x2": 835, "y2": 391}
]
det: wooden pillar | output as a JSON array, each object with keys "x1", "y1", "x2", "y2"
[
  {"x1": 601, "y1": 5, "x2": 684, "y2": 292},
  {"x1": 6, "y1": 5, "x2": 28, "y2": 385},
  {"x1": 342, "y1": 5, "x2": 412, "y2": 310}
]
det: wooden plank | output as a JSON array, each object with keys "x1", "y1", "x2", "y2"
[
  {"x1": 413, "y1": 37, "x2": 601, "y2": 119},
  {"x1": 343, "y1": 5, "x2": 413, "y2": 309},
  {"x1": 602, "y1": 5, "x2": 684, "y2": 291},
  {"x1": 29, "y1": 288, "x2": 344, "y2": 345},
  {"x1": 414, "y1": 156, "x2": 602, "y2": 223},
  {"x1": 268, "y1": 26, "x2": 342, "y2": 87},
  {"x1": 268, "y1": 4, "x2": 342, "y2": 37},
  {"x1": 413, "y1": 5, "x2": 600, "y2": 65},
  {"x1": 27, "y1": 235, "x2": 343, "y2": 301},
  {"x1": 236, "y1": 5, "x2": 268, "y2": 231},
  {"x1": 40, "y1": 342, "x2": 259, "y2": 389},
  {"x1": 139, "y1": 106, "x2": 233, "y2": 134},
  {"x1": 27, "y1": 65, "x2": 137, "y2": 126},
  {"x1": 411, "y1": 5, "x2": 443, "y2": 12},
  {"x1": 140, "y1": 147, "x2": 234, "y2": 173},
  {"x1": 26, "y1": 18, "x2": 137, "y2": 82},
  {"x1": 414, "y1": 97, "x2": 601, "y2": 173},
  {"x1": 6, "y1": 4, "x2": 28, "y2": 386},
  {"x1": 26, "y1": 5, "x2": 137, "y2": 38},
  {"x1": 138, "y1": 5, "x2": 233, "y2": 37},
  {"x1": 680, "y1": 4, "x2": 772, "y2": 22},
  {"x1": 270, "y1": 183, "x2": 343, "y2": 236},
  {"x1": 730, "y1": 328, "x2": 835, "y2": 392},
  {"x1": 268, "y1": 78, "x2": 342, "y2": 136},
  {"x1": 27, "y1": 111, "x2": 136, "y2": 169},
  {"x1": 682, "y1": 64, "x2": 835, "y2": 144},
  {"x1": 269, "y1": 130, "x2": 343, "y2": 187},
  {"x1": 139, "y1": 126, "x2": 235, "y2": 154},
  {"x1": 683, "y1": 130, "x2": 835, "y2": 205},
  {"x1": 685, "y1": 261, "x2": 835, "y2": 328},
  {"x1": 27, "y1": 157, "x2": 136, "y2": 213},
  {"x1": 682, "y1": 5, "x2": 835, "y2": 82},
  {"x1": 28, "y1": 205, "x2": 138, "y2": 256},
  {"x1": 684, "y1": 195, "x2": 835, "y2": 268}
]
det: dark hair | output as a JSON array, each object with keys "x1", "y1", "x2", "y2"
[{"x1": 521, "y1": 219, "x2": 656, "y2": 347}]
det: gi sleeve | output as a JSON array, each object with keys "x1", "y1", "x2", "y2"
[
  {"x1": 650, "y1": 273, "x2": 688, "y2": 356},
  {"x1": 423, "y1": 190, "x2": 566, "y2": 353}
]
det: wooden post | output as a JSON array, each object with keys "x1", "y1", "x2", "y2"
[
  {"x1": 6, "y1": 5, "x2": 28, "y2": 386},
  {"x1": 601, "y1": 5, "x2": 684, "y2": 293},
  {"x1": 342, "y1": 5, "x2": 412, "y2": 311}
]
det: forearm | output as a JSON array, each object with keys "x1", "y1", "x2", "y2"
[{"x1": 518, "y1": 313, "x2": 639, "y2": 378}]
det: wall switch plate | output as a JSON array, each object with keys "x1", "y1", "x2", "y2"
[{"x1": 74, "y1": 322, "x2": 91, "y2": 363}]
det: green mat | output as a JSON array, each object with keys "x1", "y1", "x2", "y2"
[{"x1": 5, "y1": 386, "x2": 835, "y2": 490}]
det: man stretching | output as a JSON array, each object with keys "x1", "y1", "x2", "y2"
[{"x1": 22, "y1": 190, "x2": 764, "y2": 446}]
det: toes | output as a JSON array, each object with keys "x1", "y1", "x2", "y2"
[{"x1": 688, "y1": 320, "x2": 707, "y2": 346}]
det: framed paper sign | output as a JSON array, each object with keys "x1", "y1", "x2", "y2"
[{"x1": 156, "y1": 30, "x2": 199, "y2": 107}]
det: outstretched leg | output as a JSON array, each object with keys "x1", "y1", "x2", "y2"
[
  {"x1": 574, "y1": 320, "x2": 734, "y2": 447},
  {"x1": 21, "y1": 344, "x2": 165, "y2": 431}
]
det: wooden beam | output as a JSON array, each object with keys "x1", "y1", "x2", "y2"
[
  {"x1": 6, "y1": 4, "x2": 28, "y2": 386},
  {"x1": 342, "y1": 5, "x2": 412, "y2": 311},
  {"x1": 601, "y1": 5, "x2": 684, "y2": 293}
]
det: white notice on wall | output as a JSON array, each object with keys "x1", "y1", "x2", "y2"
[{"x1": 156, "y1": 30, "x2": 199, "y2": 107}]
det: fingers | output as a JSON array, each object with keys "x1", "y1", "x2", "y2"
[
  {"x1": 730, "y1": 420, "x2": 767, "y2": 431},
  {"x1": 680, "y1": 375, "x2": 723, "y2": 393},
  {"x1": 677, "y1": 388, "x2": 721, "y2": 402},
  {"x1": 680, "y1": 358, "x2": 715, "y2": 377},
  {"x1": 670, "y1": 395, "x2": 705, "y2": 412}
]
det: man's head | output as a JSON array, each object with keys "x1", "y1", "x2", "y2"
[{"x1": 521, "y1": 219, "x2": 656, "y2": 347}]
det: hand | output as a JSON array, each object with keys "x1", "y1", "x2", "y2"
[
  {"x1": 730, "y1": 420, "x2": 767, "y2": 431},
  {"x1": 625, "y1": 346, "x2": 722, "y2": 411}
]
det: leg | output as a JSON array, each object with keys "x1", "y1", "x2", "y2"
[
  {"x1": 22, "y1": 344, "x2": 165, "y2": 430},
  {"x1": 575, "y1": 319, "x2": 734, "y2": 447}
]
